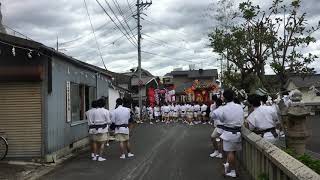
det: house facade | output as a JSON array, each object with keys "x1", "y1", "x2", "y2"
[{"x1": 0, "y1": 33, "x2": 115, "y2": 161}]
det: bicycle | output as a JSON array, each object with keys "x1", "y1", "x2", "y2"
[{"x1": 0, "y1": 135, "x2": 8, "y2": 160}]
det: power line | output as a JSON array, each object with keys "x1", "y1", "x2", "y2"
[
  {"x1": 59, "y1": 0, "x2": 137, "y2": 46},
  {"x1": 83, "y1": 0, "x2": 107, "y2": 70},
  {"x1": 103, "y1": 0, "x2": 137, "y2": 47},
  {"x1": 126, "y1": 0, "x2": 135, "y2": 15},
  {"x1": 141, "y1": 50, "x2": 212, "y2": 63},
  {"x1": 112, "y1": 0, "x2": 138, "y2": 43}
]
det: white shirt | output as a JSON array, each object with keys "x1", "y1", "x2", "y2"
[
  {"x1": 194, "y1": 104, "x2": 201, "y2": 112},
  {"x1": 85, "y1": 108, "x2": 96, "y2": 126},
  {"x1": 135, "y1": 106, "x2": 140, "y2": 115},
  {"x1": 247, "y1": 106, "x2": 278, "y2": 140},
  {"x1": 186, "y1": 105, "x2": 194, "y2": 112},
  {"x1": 173, "y1": 105, "x2": 179, "y2": 112},
  {"x1": 169, "y1": 105, "x2": 174, "y2": 111},
  {"x1": 163, "y1": 106, "x2": 170, "y2": 113},
  {"x1": 180, "y1": 105, "x2": 186, "y2": 112},
  {"x1": 211, "y1": 106, "x2": 223, "y2": 134},
  {"x1": 147, "y1": 107, "x2": 153, "y2": 115},
  {"x1": 89, "y1": 108, "x2": 111, "y2": 134},
  {"x1": 111, "y1": 105, "x2": 130, "y2": 135},
  {"x1": 213, "y1": 102, "x2": 244, "y2": 142},
  {"x1": 154, "y1": 106, "x2": 160, "y2": 116},
  {"x1": 201, "y1": 104, "x2": 208, "y2": 112}
]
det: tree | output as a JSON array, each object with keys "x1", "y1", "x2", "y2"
[{"x1": 209, "y1": 0, "x2": 320, "y2": 92}]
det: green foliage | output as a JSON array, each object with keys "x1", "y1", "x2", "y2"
[
  {"x1": 209, "y1": 0, "x2": 320, "y2": 91},
  {"x1": 284, "y1": 148, "x2": 320, "y2": 174},
  {"x1": 258, "y1": 173, "x2": 269, "y2": 180}
]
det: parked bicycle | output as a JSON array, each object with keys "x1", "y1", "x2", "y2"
[{"x1": 0, "y1": 135, "x2": 8, "y2": 160}]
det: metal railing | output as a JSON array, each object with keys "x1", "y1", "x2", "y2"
[{"x1": 239, "y1": 127, "x2": 320, "y2": 180}]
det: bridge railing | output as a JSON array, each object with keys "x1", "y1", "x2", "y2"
[{"x1": 239, "y1": 127, "x2": 320, "y2": 180}]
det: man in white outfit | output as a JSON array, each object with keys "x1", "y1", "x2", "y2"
[
  {"x1": 212, "y1": 89, "x2": 244, "y2": 177},
  {"x1": 247, "y1": 94, "x2": 279, "y2": 144},
  {"x1": 86, "y1": 100, "x2": 98, "y2": 159},
  {"x1": 112, "y1": 98, "x2": 134, "y2": 159},
  {"x1": 89, "y1": 98, "x2": 111, "y2": 161}
]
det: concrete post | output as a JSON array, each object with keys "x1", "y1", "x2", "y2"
[{"x1": 285, "y1": 89, "x2": 310, "y2": 155}]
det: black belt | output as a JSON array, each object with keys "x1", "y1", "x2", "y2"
[
  {"x1": 89, "y1": 124, "x2": 108, "y2": 130},
  {"x1": 254, "y1": 127, "x2": 278, "y2": 138},
  {"x1": 217, "y1": 125, "x2": 241, "y2": 134},
  {"x1": 115, "y1": 124, "x2": 128, "y2": 128}
]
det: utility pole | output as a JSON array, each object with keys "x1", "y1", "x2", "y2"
[{"x1": 136, "y1": 0, "x2": 152, "y2": 119}]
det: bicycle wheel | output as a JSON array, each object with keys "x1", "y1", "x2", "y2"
[{"x1": 0, "y1": 137, "x2": 8, "y2": 160}]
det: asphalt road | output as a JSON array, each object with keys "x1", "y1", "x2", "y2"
[{"x1": 41, "y1": 123, "x2": 249, "y2": 180}]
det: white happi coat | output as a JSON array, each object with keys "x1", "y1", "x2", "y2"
[{"x1": 212, "y1": 102, "x2": 244, "y2": 142}]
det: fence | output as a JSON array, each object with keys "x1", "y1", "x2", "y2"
[{"x1": 239, "y1": 127, "x2": 319, "y2": 180}]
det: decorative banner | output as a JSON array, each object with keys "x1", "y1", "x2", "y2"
[{"x1": 66, "y1": 81, "x2": 71, "y2": 123}]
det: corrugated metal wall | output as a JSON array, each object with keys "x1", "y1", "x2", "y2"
[
  {"x1": 0, "y1": 82, "x2": 42, "y2": 157},
  {"x1": 46, "y1": 58, "x2": 109, "y2": 154}
]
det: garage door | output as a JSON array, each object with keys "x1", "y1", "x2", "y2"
[{"x1": 0, "y1": 82, "x2": 42, "y2": 158}]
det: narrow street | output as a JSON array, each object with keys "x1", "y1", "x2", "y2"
[{"x1": 42, "y1": 123, "x2": 249, "y2": 180}]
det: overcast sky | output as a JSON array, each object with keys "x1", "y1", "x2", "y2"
[{"x1": 1, "y1": 0, "x2": 319, "y2": 76}]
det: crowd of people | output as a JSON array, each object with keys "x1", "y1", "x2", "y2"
[
  {"x1": 86, "y1": 97, "x2": 134, "y2": 161},
  {"x1": 208, "y1": 89, "x2": 281, "y2": 178},
  {"x1": 133, "y1": 101, "x2": 210, "y2": 125},
  {"x1": 85, "y1": 88, "x2": 283, "y2": 178}
]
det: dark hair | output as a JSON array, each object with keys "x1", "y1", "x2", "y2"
[
  {"x1": 260, "y1": 95, "x2": 268, "y2": 104},
  {"x1": 215, "y1": 98, "x2": 223, "y2": 108},
  {"x1": 116, "y1": 98, "x2": 123, "y2": 106},
  {"x1": 223, "y1": 89, "x2": 234, "y2": 102},
  {"x1": 91, "y1": 100, "x2": 98, "y2": 108},
  {"x1": 212, "y1": 94, "x2": 218, "y2": 101},
  {"x1": 248, "y1": 94, "x2": 261, "y2": 107},
  {"x1": 234, "y1": 97, "x2": 241, "y2": 104},
  {"x1": 97, "y1": 98, "x2": 106, "y2": 108}
]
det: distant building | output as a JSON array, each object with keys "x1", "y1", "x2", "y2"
[
  {"x1": 122, "y1": 68, "x2": 158, "y2": 105},
  {"x1": 285, "y1": 74, "x2": 320, "y2": 104}
]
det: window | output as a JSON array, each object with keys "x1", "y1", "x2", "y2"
[{"x1": 69, "y1": 82, "x2": 96, "y2": 122}]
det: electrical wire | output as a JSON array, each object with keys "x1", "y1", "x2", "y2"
[
  {"x1": 59, "y1": 0, "x2": 137, "y2": 46},
  {"x1": 103, "y1": 0, "x2": 137, "y2": 47},
  {"x1": 96, "y1": 0, "x2": 137, "y2": 48},
  {"x1": 112, "y1": 0, "x2": 137, "y2": 42},
  {"x1": 84, "y1": 0, "x2": 107, "y2": 70}
]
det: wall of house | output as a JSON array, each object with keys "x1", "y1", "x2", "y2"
[
  {"x1": 108, "y1": 88, "x2": 120, "y2": 110},
  {"x1": 45, "y1": 57, "x2": 109, "y2": 155}
]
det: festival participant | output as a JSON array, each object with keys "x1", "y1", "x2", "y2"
[
  {"x1": 154, "y1": 104, "x2": 161, "y2": 123},
  {"x1": 186, "y1": 102, "x2": 194, "y2": 125},
  {"x1": 112, "y1": 98, "x2": 134, "y2": 159},
  {"x1": 142, "y1": 105, "x2": 147, "y2": 123},
  {"x1": 147, "y1": 106, "x2": 154, "y2": 124},
  {"x1": 247, "y1": 94, "x2": 279, "y2": 144},
  {"x1": 212, "y1": 89, "x2": 244, "y2": 178},
  {"x1": 172, "y1": 102, "x2": 179, "y2": 123},
  {"x1": 209, "y1": 95, "x2": 218, "y2": 125},
  {"x1": 86, "y1": 100, "x2": 98, "y2": 159},
  {"x1": 193, "y1": 102, "x2": 201, "y2": 124},
  {"x1": 134, "y1": 105, "x2": 141, "y2": 123},
  {"x1": 201, "y1": 102, "x2": 208, "y2": 124},
  {"x1": 180, "y1": 102, "x2": 187, "y2": 123},
  {"x1": 163, "y1": 103, "x2": 171, "y2": 124},
  {"x1": 160, "y1": 104, "x2": 165, "y2": 123},
  {"x1": 89, "y1": 98, "x2": 111, "y2": 161},
  {"x1": 169, "y1": 102, "x2": 175, "y2": 123},
  {"x1": 209, "y1": 98, "x2": 223, "y2": 159}
]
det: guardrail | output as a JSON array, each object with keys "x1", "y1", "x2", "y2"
[{"x1": 239, "y1": 127, "x2": 320, "y2": 180}]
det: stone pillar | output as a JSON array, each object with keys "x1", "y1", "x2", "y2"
[{"x1": 285, "y1": 90, "x2": 310, "y2": 155}]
